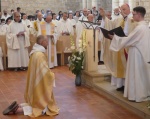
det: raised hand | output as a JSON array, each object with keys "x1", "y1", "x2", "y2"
[{"x1": 99, "y1": 8, "x2": 105, "y2": 18}]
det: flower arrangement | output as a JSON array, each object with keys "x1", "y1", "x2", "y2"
[{"x1": 68, "y1": 31, "x2": 87, "y2": 76}]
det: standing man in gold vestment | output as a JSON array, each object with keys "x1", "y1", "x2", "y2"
[{"x1": 100, "y1": 4, "x2": 137, "y2": 91}]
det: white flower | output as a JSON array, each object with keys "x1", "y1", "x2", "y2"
[
  {"x1": 77, "y1": 57, "x2": 81, "y2": 60},
  {"x1": 73, "y1": 55, "x2": 76, "y2": 59},
  {"x1": 79, "y1": 48, "x2": 83, "y2": 53},
  {"x1": 71, "y1": 46, "x2": 75, "y2": 50},
  {"x1": 78, "y1": 44, "x2": 82, "y2": 48},
  {"x1": 68, "y1": 56, "x2": 70, "y2": 61}
]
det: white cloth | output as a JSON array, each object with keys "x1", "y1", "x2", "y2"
[
  {"x1": 30, "y1": 43, "x2": 46, "y2": 55},
  {"x1": 6, "y1": 21, "x2": 30, "y2": 68},
  {"x1": 76, "y1": 17, "x2": 88, "y2": 47},
  {"x1": 57, "y1": 19, "x2": 74, "y2": 36},
  {"x1": 1, "y1": 14, "x2": 10, "y2": 20},
  {"x1": 111, "y1": 76, "x2": 125, "y2": 88},
  {"x1": 73, "y1": 16, "x2": 79, "y2": 23},
  {"x1": 52, "y1": 20, "x2": 59, "y2": 27},
  {"x1": 110, "y1": 21, "x2": 150, "y2": 102},
  {"x1": 68, "y1": 19, "x2": 76, "y2": 26},
  {"x1": 45, "y1": 22, "x2": 58, "y2": 68},
  {"x1": 0, "y1": 24, "x2": 8, "y2": 35},
  {"x1": 22, "y1": 19, "x2": 32, "y2": 27}
]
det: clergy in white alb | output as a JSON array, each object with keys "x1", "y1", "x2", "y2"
[
  {"x1": 6, "y1": 12, "x2": 30, "y2": 69},
  {"x1": 0, "y1": 22, "x2": 7, "y2": 35},
  {"x1": 52, "y1": 13, "x2": 59, "y2": 27},
  {"x1": 38, "y1": 14, "x2": 58, "y2": 68},
  {"x1": 109, "y1": 6, "x2": 150, "y2": 102},
  {"x1": 57, "y1": 12, "x2": 74, "y2": 36},
  {"x1": 76, "y1": 8, "x2": 88, "y2": 47},
  {"x1": 99, "y1": 4, "x2": 137, "y2": 90},
  {"x1": 32, "y1": 12, "x2": 44, "y2": 36},
  {"x1": 1, "y1": 10, "x2": 10, "y2": 21}
]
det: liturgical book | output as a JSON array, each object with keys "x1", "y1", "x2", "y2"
[{"x1": 100, "y1": 26, "x2": 126, "y2": 39}]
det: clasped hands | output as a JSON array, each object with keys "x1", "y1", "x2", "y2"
[
  {"x1": 108, "y1": 34, "x2": 114, "y2": 40},
  {"x1": 47, "y1": 35, "x2": 54, "y2": 39},
  {"x1": 62, "y1": 32, "x2": 70, "y2": 36},
  {"x1": 16, "y1": 31, "x2": 25, "y2": 37}
]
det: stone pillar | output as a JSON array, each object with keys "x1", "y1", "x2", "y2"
[
  {"x1": 128, "y1": 0, "x2": 137, "y2": 11},
  {"x1": 119, "y1": 0, "x2": 128, "y2": 6},
  {"x1": 92, "y1": 0, "x2": 98, "y2": 8},
  {"x1": 82, "y1": 0, "x2": 87, "y2": 8},
  {"x1": 87, "y1": 0, "x2": 92, "y2": 9},
  {"x1": 112, "y1": 0, "x2": 119, "y2": 11}
]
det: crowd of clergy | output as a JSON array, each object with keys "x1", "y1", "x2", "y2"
[{"x1": 0, "y1": 4, "x2": 150, "y2": 104}]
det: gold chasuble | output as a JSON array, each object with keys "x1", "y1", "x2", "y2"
[
  {"x1": 103, "y1": 18, "x2": 126, "y2": 78},
  {"x1": 40, "y1": 22, "x2": 55, "y2": 62},
  {"x1": 24, "y1": 51, "x2": 59, "y2": 117}
]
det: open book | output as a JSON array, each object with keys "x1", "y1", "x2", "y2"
[{"x1": 100, "y1": 26, "x2": 126, "y2": 39}]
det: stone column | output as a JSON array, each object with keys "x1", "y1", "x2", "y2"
[
  {"x1": 92, "y1": 0, "x2": 98, "y2": 8},
  {"x1": 112, "y1": 0, "x2": 119, "y2": 11},
  {"x1": 128, "y1": 0, "x2": 137, "y2": 11},
  {"x1": 87, "y1": 0, "x2": 92, "y2": 9},
  {"x1": 82, "y1": 0, "x2": 87, "y2": 8},
  {"x1": 119, "y1": 0, "x2": 128, "y2": 6}
]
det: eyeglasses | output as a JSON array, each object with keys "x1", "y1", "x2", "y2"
[{"x1": 16, "y1": 16, "x2": 20, "y2": 17}]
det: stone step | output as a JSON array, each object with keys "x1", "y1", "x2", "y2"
[{"x1": 93, "y1": 81, "x2": 150, "y2": 119}]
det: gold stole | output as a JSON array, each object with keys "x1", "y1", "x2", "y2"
[{"x1": 40, "y1": 22, "x2": 55, "y2": 62}]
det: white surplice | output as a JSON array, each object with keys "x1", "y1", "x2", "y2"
[
  {"x1": 6, "y1": 21, "x2": 30, "y2": 68},
  {"x1": 1, "y1": 14, "x2": 10, "y2": 21},
  {"x1": 110, "y1": 21, "x2": 150, "y2": 102},
  {"x1": 22, "y1": 19, "x2": 32, "y2": 27},
  {"x1": 52, "y1": 19, "x2": 59, "y2": 27},
  {"x1": 0, "y1": 24, "x2": 8, "y2": 35}
]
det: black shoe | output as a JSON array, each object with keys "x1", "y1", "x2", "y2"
[
  {"x1": 19, "y1": 68, "x2": 26, "y2": 71},
  {"x1": 14, "y1": 68, "x2": 18, "y2": 72},
  {"x1": 3, "y1": 101, "x2": 18, "y2": 115},
  {"x1": 116, "y1": 86, "x2": 124, "y2": 91}
]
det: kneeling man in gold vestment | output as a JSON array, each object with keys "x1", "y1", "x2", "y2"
[{"x1": 3, "y1": 35, "x2": 59, "y2": 117}]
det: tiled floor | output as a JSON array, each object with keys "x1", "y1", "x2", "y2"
[{"x1": 0, "y1": 66, "x2": 142, "y2": 119}]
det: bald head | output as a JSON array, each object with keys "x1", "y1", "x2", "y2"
[
  {"x1": 87, "y1": 14, "x2": 94, "y2": 22},
  {"x1": 37, "y1": 12, "x2": 43, "y2": 21},
  {"x1": 120, "y1": 3, "x2": 130, "y2": 16},
  {"x1": 14, "y1": 12, "x2": 21, "y2": 22},
  {"x1": 37, "y1": 35, "x2": 48, "y2": 49}
]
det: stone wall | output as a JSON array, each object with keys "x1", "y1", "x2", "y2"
[
  {"x1": 1, "y1": 0, "x2": 112, "y2": 15},
  {"x1": 1, "y1": 0, "x2": 83, "y2": 15}
]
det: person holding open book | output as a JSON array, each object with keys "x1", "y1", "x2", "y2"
[
  {"x1": 108, "y1": 6, "x2": 150, "y2": 102},
  {"x1": 99, "y1": 4, "x2": 137, "y2": 91}
]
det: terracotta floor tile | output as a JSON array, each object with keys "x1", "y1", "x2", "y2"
[{"x1": 0, "y1": 66, "x2": 142, "y2": 119}]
